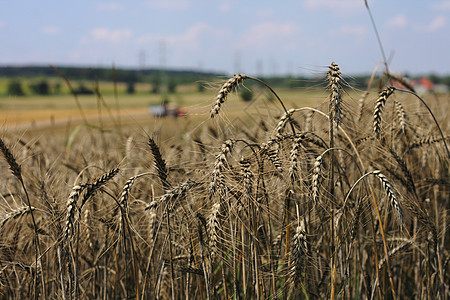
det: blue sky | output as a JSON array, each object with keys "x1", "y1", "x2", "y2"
[{"x1": 1, "y1": 0, "x2": 449, "y2": 76}]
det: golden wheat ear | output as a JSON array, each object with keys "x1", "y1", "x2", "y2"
[
  {"x1": 0, "y1": 137, "x2": 22, "y2": 181},
  {"x1": 210, "y1": 74, "x2": 248, "y2": 118},
  {"x1": 373, "y1": 87, "x2": 396, "y2": 139}
]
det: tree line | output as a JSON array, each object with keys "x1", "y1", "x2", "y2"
[{"x1": 2, "y1": 65, "x2": 450, "y2": 97}]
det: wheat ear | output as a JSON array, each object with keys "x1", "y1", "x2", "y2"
[
  {"x1": 275, "y1": 109, "x2": 296, "y2": 137},
  {"x1": 289, "y1": 136, "x2": 303, "y2": 183},
  {"x1": 311, "y1": 155, "x2": 322, "y2": 204},
  {"x1": 393, "y1": 100, "x2": 407, "y2": 134},
  {"x1": 208, "y1": 202, "x2": 221, "y2": 260},
  {"x1": 210, "y1": 74, "x2": 248, "y2": 118},
  {"x1": 209, "y1": 139, "x2": 235, "y2": 198},
  {"x1": 290, "y1": 220, "x2": 308, "y2": 287},
  {"x1": 149, "y1": 137, "x2": 170, "y2": 190},
  {"x1": 327, "y1": 62, "x2": 343, "y2": 126},
  {"x1": 240, "y1": 158, "x2": 253, "y2": 199},
  {"x1": 0, "y1": 137, "x2": 22, "y2": 180},
  {"x1": 373, "y1": 87, "x2": 395, "y2": 139},
  {"x1": 373, "y1": 170, "x2": 403, "y2": 225},
  {"x1": 79, "y1": 168, "x2": 120, "y2": 209},
  {"x1": 65, "y1": 184, "x2": 87, "y2": 239}
]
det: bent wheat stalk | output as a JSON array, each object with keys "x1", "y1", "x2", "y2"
[
  {"x1": 395, "y1": 88, "x2": 450, "y2": 158},
  {"x1": 0, "y1": 137, "x2": 47, "y2": 300}
]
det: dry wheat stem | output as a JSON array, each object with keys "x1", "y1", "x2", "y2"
[
  {"x1": 0, "y1": 137, "x2": 47, "y2": 299},
  {"x1": 395, "y1": 88, "x2": 450, "y2": 158}
]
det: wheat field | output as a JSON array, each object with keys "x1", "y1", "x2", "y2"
[{"x1": 0, "y1": 63, "x2": 448, "y2": 299}]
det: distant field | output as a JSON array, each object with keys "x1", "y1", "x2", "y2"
[{"x1": 0, "y1": 85, "x2": 332, "y2": 131}]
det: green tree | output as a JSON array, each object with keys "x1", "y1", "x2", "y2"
[
  {"x1": 168, "y1": 76, "x2": 177, "y2": 93},
  {"x1": 29, "y1": 80, "x2": 50, "y2": 95},
  {"x1": 54, "y1": 82, "x2": 62, "y2": 94},
  {"x1": 197, "y1": 81, "x2": 205, "y2": 93},
  {"x1": 74, "y1": 83, "x2": 94, "y2": 95},
  {"x1": 428, "y1": 73, "x2": 440, "y2": 84},
  {"x1": 151, "y1": 75, "x2": 161, "y2": 94},
  {"x1": 240, "y1": 88, "x2": 253, "y2": 102},
  {"x1": 126, "y1": 81, "x2": 135, "y2": 94},
  {"x1": 7, "y1": 79, "x2": 25, "y2": 96}
]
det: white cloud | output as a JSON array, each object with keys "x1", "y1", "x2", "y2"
[
  {"x1": 337, "y1": 25, "x2": 367, "y2": 36},
  {"x1": 386, "y1": 15, "x2": 407, "y2": 29},
  {"x1": 416, "y1": 16, "x2": 446, "y2": 32},
  {"x1": 237, "y1": 21, "x2": 302, "y2": 51},
  {"x1": 256, "y1": 9, "x2": 274, "y2": 18},
  {"x1": 145, "y1": 0, "x2": 192, "y2": 10},
  {"x1": 138, "y1": 22, "x2": 229, "y2": 50},
  {"x1": 42, "y1": 26, "x2": 61, "y2": 35},
  {"x1": 219, "y1": 3, "x2": 230, "y2": 13},
  {"x1": 431, "y1": 1, "x2": 450, "y2": 11},
  {"x1": 303, "y1": 0, "x2": 364, "y2": 14},
  {"x1": 427, "y1": 16, "x2": 446, "y2": 31},
  {"x1": 97, "y1": 3, "x2": 123, "y2": 11},
  {"x1": 90, "y1": 28, "x2": 132, "y2": 42}
]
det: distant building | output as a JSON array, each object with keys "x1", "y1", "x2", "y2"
[
  {"x1": 391, "y1": 75, "x2": 447, "y2": 95},
  {"x1": 413, "y1": 77, "x2": 434, "y2": 95}
]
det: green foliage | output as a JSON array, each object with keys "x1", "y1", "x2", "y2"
[
  {"x1": 151, "y1": 76, "x2": 161, "y2": 94},
  {"x1": 168, "y1": 77, "x2": 177, "y2": 93},
  {"x1": 7, "y1": 79, "x2": 25, "y2": 96},
  {"x1": 74, "y1": 83, "x2": 94, "y2": 95},
  {"x1": 126, "y1": 81, "x2": 135, "y2": 94},
  {"x1": 29, "y1": 80, "x2": 50, "y2": 95},
  {"x1": 197, "y1": 81, "x2": 205, "y2": 93},
  {"x1": 53, "y1": 82, "x2": 62, "y2": 94},
  {"x1": 239, "y1": 88, "x2": 253, "y2": 102}
]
